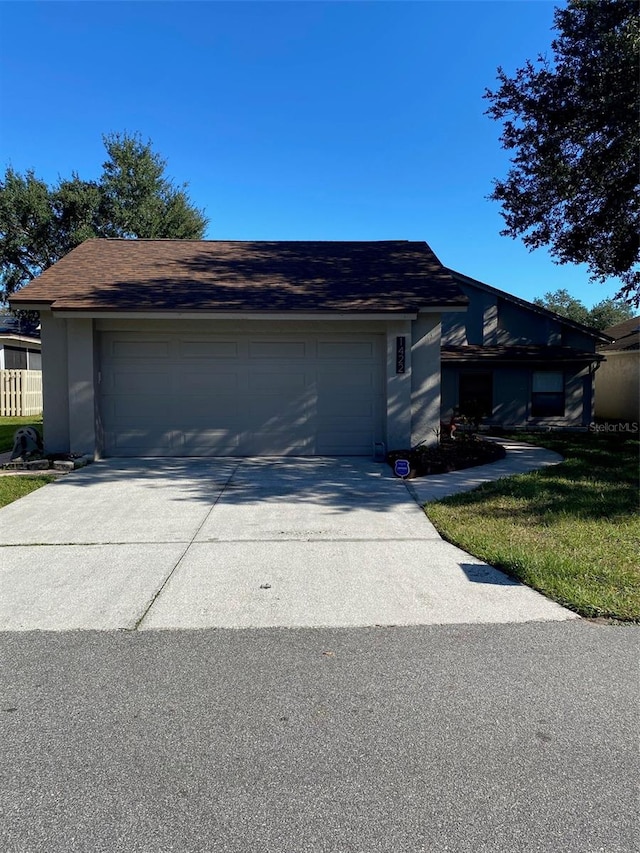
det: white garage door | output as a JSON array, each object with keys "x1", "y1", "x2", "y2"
[{"x1": 99, "y1": 331, "x2": 384, "y2": 456}]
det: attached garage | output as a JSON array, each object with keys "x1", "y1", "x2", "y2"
[
  {"x1": 99, "y1": 329, "x2": 384, "y2": 456},
  {"x1": 10, "y1": 239, "x2": 468, "y2": 459}
]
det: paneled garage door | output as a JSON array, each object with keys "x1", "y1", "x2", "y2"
[{"x1": 99, "y1": 331, "x2": 384, "y2": 456}]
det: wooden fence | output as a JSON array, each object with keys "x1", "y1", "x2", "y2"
[{"x1": 0, "y1": 370, "x2": 43, "y2": 417}]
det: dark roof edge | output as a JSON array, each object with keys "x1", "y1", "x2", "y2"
[
  {"x1": 446, "y1": 268, "x2": 613, "y2": 344},
  {"x1": 441, "y1": 346, "x2": 604, "y2": 364},
  {"x1": 81, "y1": 237, "x2": 415, "y2": 245}
]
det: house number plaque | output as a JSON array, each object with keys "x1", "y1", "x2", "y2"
[{"x1": 396, "y1": 336, "x2": 406, "y2": 374}]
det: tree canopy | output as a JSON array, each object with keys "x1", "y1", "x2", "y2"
[
  {"x1": 533, "y1": 288, "x2": 634, "y2": 330},
  {"x1": 0, "y1": 132, "x2": 208, "y2": 303},
  {"x1": 484, "y1": 0, "x2": 640, "y2": 305}
]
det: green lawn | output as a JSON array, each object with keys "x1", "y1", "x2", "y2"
[
  {"x1": 426, "y1": 431, "x2": 640, "y2": 622},
  {"x1": 0, "y1": 474, "x2": 55, "y2": 509},
  {"x1": 0, "y1": 415, "x2": 43, "y2": 453}
]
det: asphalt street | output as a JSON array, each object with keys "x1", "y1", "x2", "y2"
[{"x1": 1, "y1": 620, "x2": 637, "y2": 853}]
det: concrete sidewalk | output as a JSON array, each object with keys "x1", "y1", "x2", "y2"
[
  {"x1": 0, "y1": 444, "x2": 575, "y2": 631},
  {"x1": 407, "y1": 437, "x2": 563, "y2": 502}
]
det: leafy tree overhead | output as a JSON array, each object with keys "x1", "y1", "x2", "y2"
[
  {"x1": 0, "y1": 132, "x2": 208, "y2": 303},
  {"x1": 485, "y1": 0, "x2": 640, "y2": 306},
  {"x1": 534, "y1": 288, "x2": 634, "y2": 330}
]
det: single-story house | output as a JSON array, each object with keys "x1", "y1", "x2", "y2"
[
  {"x1": 595, "y1": 316, "x2": 640, "y2": 423},
  {"x1": 9, "y1": 239, "x2": 609, "y2": 459},
  {"x1": 0, "y1": 315, "x2": 42, "y2": 371}
]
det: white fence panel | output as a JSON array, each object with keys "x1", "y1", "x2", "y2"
[{"x1": 0, "y1": 370, "x2": 43, "y2": 417}]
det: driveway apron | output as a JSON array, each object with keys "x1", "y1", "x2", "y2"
[{"x1": 0, "y1": 457, "x2": 576, "y2": 630}]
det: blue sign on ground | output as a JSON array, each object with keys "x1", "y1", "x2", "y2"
[{"x1": 394, "y1": 459, "x2": 411, "y2": 478}]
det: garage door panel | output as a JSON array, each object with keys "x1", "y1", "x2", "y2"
[
  {"x1": 111, "y1": 340, "x2": 170, "y2": 359},
  {"x1": 179, "y1": 430, "x2": 241, "y2": 454},
  {"x1": 111, "y1": 397, "x2": 172, "y2": 420},
  {"x1": 181, "y1": 371, "x2": 240, "y2": 394},
  {"x1": 104, "y1": 368, "x2": 169, "y2": 395},
  {"x1": 243, "y1": 433, "x2": 313, "y2": 455},
  {"x1": 317, "y1": 341, "x2": 375, "y2": 359},
  {"x1": 317, "y1": 368, "x2": 376, "y2": 391},
  {"x1": 248, "y1": 371, "x2": 308, "y2": 393},
  {"x1": 318, "y1": 398, "x2": 374, "y2": 418},
  {"x1": 105, "y1": 429, "x2": 174, "y2": 454},
  {"x1": 317, "y1": 431, "x2": 375, "y2": 455},
  {"x1": 249, "y1": 341, "x2": 306, "y2": 359},
  {"x1": 173, "y1": 396, "x2": 241, "y2": 421},
  {"x1": 179, "y1": 341, "x2": 238, "y2": 358}
]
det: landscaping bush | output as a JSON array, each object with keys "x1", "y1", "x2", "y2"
[{"x1": 387, "y1": 436, "x2": 506, "y2": 478}]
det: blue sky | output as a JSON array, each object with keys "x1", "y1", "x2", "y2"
[{"x1": 0, "y1": 0, "x2": 622, "y2": 307}]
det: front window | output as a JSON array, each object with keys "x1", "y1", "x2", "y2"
[
  {"x1": 3, "y1": 345, "x2": 27, "y2": 370},
  {"x1": 531, "y1": 371, "x2": 564, "y2": 417}
]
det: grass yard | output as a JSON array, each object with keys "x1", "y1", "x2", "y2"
[
  {"x1": 0, "y1": 415, "x2": 43, "y2": 453},
  {"x1": 0, "y1": 416, "x2": 52, "y2": 507},
  {"x1": 426, "y1": 431, "x2": 640, "y2": 622},
  {"x1": 0, "y1": 474, "x2": 55, "y2": 509}
]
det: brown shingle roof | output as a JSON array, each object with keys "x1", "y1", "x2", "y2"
[
  {"x1": 599, "y1": 316, "x2": 640, "y2": 352},
  {"x1": 441, "y1": 345, "x2": 603, "y2": 363},
  {"x1": 10, "y1": 239, "x2": 468, "y2": 313}
]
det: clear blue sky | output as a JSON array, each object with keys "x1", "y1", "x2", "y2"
[{"x1": 0, "y1": 0, "x2": 622, "y2": 308}]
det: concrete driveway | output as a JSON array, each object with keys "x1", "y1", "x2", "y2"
[{"x1": 0, "y1": 454, "x2": 576, "y2": 630}]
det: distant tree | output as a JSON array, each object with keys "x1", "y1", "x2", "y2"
[
  {"x1": 98, "y1": 133, "x2": 208, "y2": 240},
  {"x1": 0, "y1": 132, "x2": 208, "y2": 303},
  {"x1": 485, "y1": 0, "x2": 640, "y2": 306},
  {"x1": 534, "y1": 288, "x2": 634, "y2": 330},
  {"x1": 533, "y1": 289, "x2": 590, "y2": 326},
  {"x1": 587, "y1": 297, "x2": 635, "y2": 331}
]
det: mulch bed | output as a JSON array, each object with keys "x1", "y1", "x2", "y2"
[{"x1": 387, "y1": 437, "x2": 506, "y2": 478}]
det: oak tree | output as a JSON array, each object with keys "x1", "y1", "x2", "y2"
[{"x1": 485, "y1": 0, "x2": 640, "y2": 305}]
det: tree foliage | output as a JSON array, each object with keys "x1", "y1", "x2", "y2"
[
  {"x1": 0, "y1": 133, "x2": 208, "y2": 303},
  {"x1": 533, "y1": 288, "x2": 634, "y2": 330},
  {"x1": 485, "y1": 0, "x2": 640, "y2": 305}
]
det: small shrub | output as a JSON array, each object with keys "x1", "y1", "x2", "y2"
[{"x1": 387, "y1": 437, "x2": 506, "y2": 478}]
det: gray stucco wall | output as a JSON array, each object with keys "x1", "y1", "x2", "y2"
[
  {"x1": 66, "y1": 318, "x2": 97, "y2": 456},
  {"x1": 410, "y1": 313, "x2": 441, "y2": 446},
  {"x1": 39, "y1": 311, "x2": 70, "y2": 454},
  {"x1": 595, "y1": 352, "x2": 640, "y2": 422}
]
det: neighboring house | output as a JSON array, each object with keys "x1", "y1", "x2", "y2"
[
  {"x1": 0, "y1": 316, "x2": 42, "y2": 371},
  {"x1": 9, "y1": 238, "x2": 609, "y2": 459},
  {"x1": 440, "y1": 270, "x2": 610, "y2": 430},
  {"x1": 595, "y1": 316, "x2": 640, "y2": 424}
]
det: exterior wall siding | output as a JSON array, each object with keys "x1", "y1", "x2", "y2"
[
  {"x1": 595, "y1": 352, "x2": 640, "y2": 422},
  {"x1": 442, "y1": 365, "x2": 592, "y2": 428}
]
